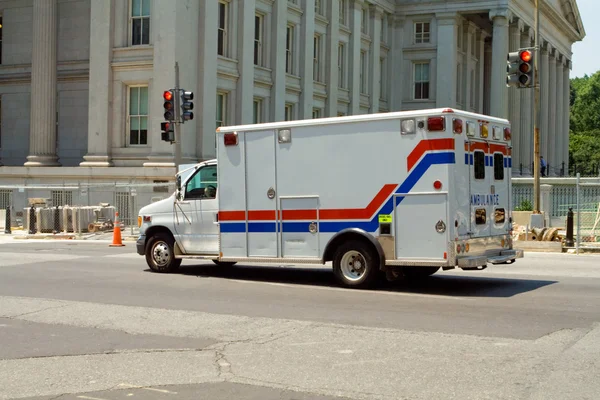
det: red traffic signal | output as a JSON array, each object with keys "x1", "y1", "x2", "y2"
[
  {"x1": 519, "y1": 50, "x2": 532, "y2": 63},
  {"x1": 163, "y1": 90, "x2": 175, "y2": 121}
]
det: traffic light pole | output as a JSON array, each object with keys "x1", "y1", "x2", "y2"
[
  {"x1": 174, "y1": 62, "x2": 182, "y2": 170},
  {"x1": 533, "y1": 0, "x2": 541, "y2": 213}
]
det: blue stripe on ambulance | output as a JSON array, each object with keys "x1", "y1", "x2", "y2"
[{"x1": 220, "y1": 152, "x2": 455, "y2": 234}]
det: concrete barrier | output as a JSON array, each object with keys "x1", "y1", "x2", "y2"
[{"x1": 513, "y1": 241, "x2": 563, "y2": 253}]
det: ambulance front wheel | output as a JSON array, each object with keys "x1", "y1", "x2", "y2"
[
  {"x1": 333, "y1": 240, "x2": 380, "y2": 289},
  {"x1": 145, "y1": 232, "x2": 181, "y2": 273}
]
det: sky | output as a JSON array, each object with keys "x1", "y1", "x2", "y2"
[{"x1": 571, "y1": 0, "x2": 599, "y2": 78}]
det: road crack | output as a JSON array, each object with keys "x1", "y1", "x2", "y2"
[{"x1": 4, "y1": 304, "x2": 70, "y2": 319}]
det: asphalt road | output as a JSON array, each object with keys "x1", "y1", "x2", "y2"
[{"x1": 1, "y1": 237, "x2": 599, "y2": 400}]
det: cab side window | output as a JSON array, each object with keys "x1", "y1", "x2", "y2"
[{"x1": 185, "y1": 165, "x2": 218, "y2": 199}]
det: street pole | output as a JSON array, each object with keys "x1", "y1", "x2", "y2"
[
  {"x1": 533, "y1": 0, "x2": 541, "y2": 213},
  {"x1": 174, "y1": 62, "x2": 182, "y2": 170}
]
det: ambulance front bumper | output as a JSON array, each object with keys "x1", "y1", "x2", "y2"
[{"x1": 457, "y1": 249, "x2": 524, "y2": 269}]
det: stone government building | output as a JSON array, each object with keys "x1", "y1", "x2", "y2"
[{"x1": 0, "y1": 0, "x2": 585, "y2": 216}]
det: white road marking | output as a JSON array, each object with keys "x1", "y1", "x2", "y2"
[
  {"x1": 142, "y1": 387, "x2": 178, "y2": 394},
  {"x1": 77, "y1": 396, "x2": 109, "y2": 400}
]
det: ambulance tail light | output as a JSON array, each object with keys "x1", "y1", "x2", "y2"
[
  {"x1": 452, "y1": 118, "x2": 463, "y2": 134},
  {"x1": 427, "y1": 116, "x2": 445, "y2": 132},
  {"x1": 224, "y1": 132, "x2": 238, "y2": 146},
  {"x1": 504, "y1": 127, "x2": 512, "y2": 141}
]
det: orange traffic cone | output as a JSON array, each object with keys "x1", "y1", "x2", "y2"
[{"x1": 109, "y1": 211, "x2": 125, "y2": 247}]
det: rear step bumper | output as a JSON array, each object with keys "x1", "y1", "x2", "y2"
[{"x1": 457, "y1": 249, "x2": 524, "y2": 269}]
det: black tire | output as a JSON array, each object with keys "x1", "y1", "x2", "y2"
[
  {"x1": 145, "y1": 232, "x2": 182, "y2": 273},
  {"x1": 332, "y1": 239, "x2": 381, "y2": 289},
  {"x1": 212, "y1": 260, "x2": 237, "y2": 268},
  {"x1": 401, "y1": 266, "x2": 440, "y2": 279}
]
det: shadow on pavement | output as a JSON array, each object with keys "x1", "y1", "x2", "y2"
[{"x1": 167, "y1": 263, "x2": 557, "y2": 298}]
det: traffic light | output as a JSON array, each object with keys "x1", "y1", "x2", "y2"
[
  {"x1": 507, "y1": 50, "x2": 534, "y2": 88},
  {"x1": 163, "y1": 90, "x2": 175, "y2": 121},
  {"x1": 161, "y1": 121, "x2": 174, "y2": 143},
  {"x1": 181, "y1": 90, "x2": 194, "y2": 121}
]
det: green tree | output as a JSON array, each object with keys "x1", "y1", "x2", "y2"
[{"x1": 569, "y1": 70, "x2": 600, "y2": 175}]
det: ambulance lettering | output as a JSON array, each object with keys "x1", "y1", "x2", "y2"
[{"x1": 470, "y1": 194, "x2": 500, "y2": 206}]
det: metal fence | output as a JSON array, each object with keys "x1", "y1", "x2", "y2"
[
  {"x1": 0, "y1": 181, "x2": 176, "y2": 235},
  {"x1": 512, "y1": 175, "x2": 600, "y2": 247}
]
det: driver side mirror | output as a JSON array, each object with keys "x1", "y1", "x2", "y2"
[{"x1": 176, "y1": 175, "x2": 183, "y2": 201}]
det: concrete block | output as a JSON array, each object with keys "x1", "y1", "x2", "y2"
[
  {"x1": 529, "y1": 213, "x2": 545, "y2": 229},
  {"x1": 514, "y1": 241, "x2": 563, "y2": 253}
]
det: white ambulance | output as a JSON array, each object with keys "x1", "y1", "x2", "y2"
[{"x1": 136, "y1": 108, "x2": 523, "y2": 288}]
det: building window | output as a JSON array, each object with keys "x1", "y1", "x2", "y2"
[
  {"x1": 0, "y1": 16, "x2": 3, "y2": 64},
  {"x1": 286, "y1": 24, "x2": 294, "y2": 74},
  {"x1": 413, "y1": 62, "x2": 430, "y2": 100},
  {"x1": 360, "y1": 50, "x2": 367, "y2": 94},
  {"x1": 339, "y1": 0, "x2": 346, "y2": 25},
  {"x1": 51, "y1": 191, "x2": 73, "y2": 207},
  {"x1": 361, "y1": 8, "x2": 368, "y2": 33},
  {"x1": 338, "y1": 42, "x2": 346, "y2": 89},
  {"x1": 0, "y1": 190, "x2": 10, "y2": 210},
  {"x1": 253, "y1": 98, "x2": 262, "y2": 124},
  {"x1": 254, "y1": 14, "x2": 264, "y2": 66},
  {"x1": 313, "y1": 35, "x2": 321, "y2": 82},
  {"x1": 414, "y1": 22, "x2": 430, "y2": 44},
  {"x1": 285, "y1": 103, "x2": 294, "y2": 121},
  {"x1": 314, "y1": 0, "x2": 322, "y2": 15},
  {"x1": 128, "y1": 86, "x2": 148, "y2": 146},
  {"x1": 216, "y1": 92, "x2": 227, "y2": 128},
  {"x1": 456, "y1": 63, "x2": 462, "y2": 105},
  {"x1": 131, "y1": 0, "x2": 150, "y2": 46},
  {"x1": 312, "y1": 108, "x2": 321, "y2": 119},
  {"x1": 470, "y1": 70, "x2": 476, "y2": 109},
  {"x1": 218, "y1": 1, "x2": 229, "y2": 57},
  {"x1": 379, "y1": 57, "x2": 387, "y2": 101}
]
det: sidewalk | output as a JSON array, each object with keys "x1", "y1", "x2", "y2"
[{"x1": 0, "y1": 228, "x2": 139, "y2": 243}]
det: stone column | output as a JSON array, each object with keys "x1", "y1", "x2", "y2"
[
  {"x1": 554, "y1": 54, "x2": 564, "y2": 176},
  {"x1": 80, "y1": 0, "x2": 114, "y2": 167},
  {"x1": 235, "y1": 0, "x2": 256, "y2": 125},
  {"x1": 519, "y1": 27, "x2": 534, "y2": 174},
  {"x1": 389, "y1": 16, "x2": 404, "y2": 111},
  {"x1": 325, "y1": 0, "x2": 340, "y2": 117},
  {"x1": 563, "y1": 60, "x2": 571, "y2": 175},
  {"x1": 547, "y1": 47, "x2": 556, "y2": 175},
  {"x1": 489, "y1": 9, "x2": 510, "y2": 118},
  {"x1": 348, "y1": 0, "x2": 363, "y2": 114},
  {"x1": 540, "y1": 41, "x2": 550, "y2": 164},
  {"x1": 435, "y1": 12, "x2": 458, "y2": 108},
  {"x1": 476, "y1": 30, "x2": 488, "y2": 113},
  {"x1": 483, "y1": 39, "x2": 492, "y2": 115},
  {"x1": 464, "y1": 22, "x2": 477, "y2": 111},
  {"x1": 271, "y1": 0, "x2": 288, "y2": 122},
  {"x1": 25, "y1": 0, "x2": 60, "y2": 167},
  {"x1": 369, "y1": 4, "x2": 382, "y2": 112},
  {"x1": 298, "y1": 0, "x2": 315, "y2": 119},
  {"x1": 508, "y1": 20, "x2": 523, "y2": 168},
  {"x1": 196, "y1": 0, "x2": 218, "y2": 160}
]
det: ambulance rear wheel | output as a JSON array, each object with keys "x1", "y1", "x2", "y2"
[{"x1": 333, "y1": 240, "x2": 380, "y2": 289}]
